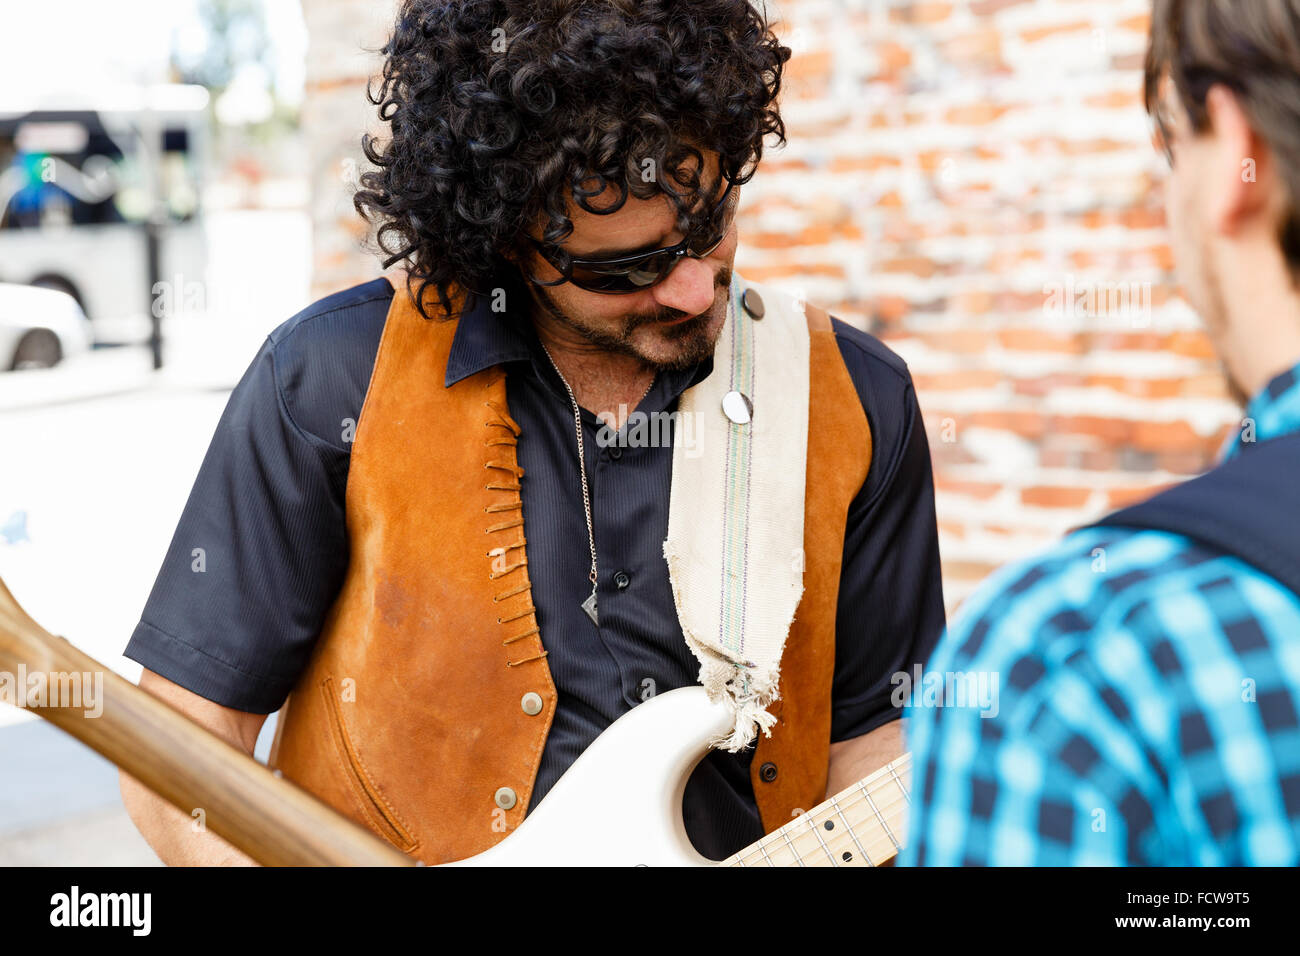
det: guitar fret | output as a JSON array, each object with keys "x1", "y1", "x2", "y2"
[
  {"x1": 833, "y1": 789, "x2": 908, "y2": 859},
  {"x1": 806, "y1": 811, "x2": 839, "y2": 867},
  {"x1": 830, "y1": 794, "x2": 872, "y2": 866},
  {"x1": 756, "y1": 839, "x2": 775, "y2": 867},
  {"x1": 821, "y1": 791, "x2": 904, "y2": 866},
  {"x1": 888, "y1": 761, "x2": 911, "y2": 804},
  {"x1": 862, "y1": 784, "x2": 901, "y2": 850},
  {"x1": 779, "y1": 825, "x2": 805, "y2": 867}
]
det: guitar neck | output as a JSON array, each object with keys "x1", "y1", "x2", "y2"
[{"x1": 724, "y1": 753, "x2": 912, "y2": 867}]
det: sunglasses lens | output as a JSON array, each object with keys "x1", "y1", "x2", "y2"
[
  {"x1": 688, "y1": 227, "x2": 726, "y2": 258},
  {"x1": 569, "y1": 249, "x2": 675, "y2": 293},
  {"x1": 688, "y1": 192, "x2": 737, "y2": 256}
]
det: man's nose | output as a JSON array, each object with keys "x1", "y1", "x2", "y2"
[{"x1": 652, "y1": 257, "x2": 717, "y2": 317}]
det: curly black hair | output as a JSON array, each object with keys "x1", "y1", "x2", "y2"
[{"x1": 354, "y1": 0, "x2": 790, "y2": 319}]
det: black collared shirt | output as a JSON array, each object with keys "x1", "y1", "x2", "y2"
[{"x1": 125, "y1": 274, "x2": 945, "y2": 860}]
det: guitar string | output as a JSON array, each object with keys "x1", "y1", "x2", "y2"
[
  {"x1": 733, "y1": 754, "x2": 915, "y2": 868},
  {"x1": 728, "y1": 760, "x2": 912, "y2": 867},
  {"x1": 729, "y1": 755, "x2": 912, "y2": 867},
  {"x1": 806, "y1": 797, "x2": 909, "y2": 867},
  {"x1": 765, "y1": 789, "x2": 910, "y2": 868},
  {"x1": 732, "y1": 790, "x2": 909, "y2": 868},
  {"x1": 727, "y1": 754, "x2": 913, "y2": 867},
  {"x1": 736, "y1": 789, "x2": 910, "y2": 868}
]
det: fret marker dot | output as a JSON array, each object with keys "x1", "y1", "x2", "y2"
[
  {"x1": 842, "y1": 851, "x2": 852, "y2": 862},
  {"x1": 823, "y1": 820, "x2": 834, "y2": 830}
]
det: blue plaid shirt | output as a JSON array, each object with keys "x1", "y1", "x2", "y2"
[{"x1": 902, "y1": 362, "x2": 1300, "y2": 866}]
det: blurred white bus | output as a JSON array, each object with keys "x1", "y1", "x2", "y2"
[{"x1": 0, "y1": 85, "x2": 210, "y2": 345}]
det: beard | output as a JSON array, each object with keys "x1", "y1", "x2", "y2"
[{"x1": 528, "y1": 267, "x2": 731, "y2": 371}]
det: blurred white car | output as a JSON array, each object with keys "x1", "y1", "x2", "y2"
[{"x1": 0, "y1": 282, "x2": 93, "y2": 370}]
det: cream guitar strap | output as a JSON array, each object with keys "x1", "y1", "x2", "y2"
[{"x1": 663, "y1": 273, "x2": 812, "y2": 751}]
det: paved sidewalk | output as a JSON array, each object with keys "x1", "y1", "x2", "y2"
[
  {"x1": 0, "y1": 720, "x2": 158, "y2": 866},
  {"x1": 0, "y1": 713, "x2": 280, "y2": 865}
]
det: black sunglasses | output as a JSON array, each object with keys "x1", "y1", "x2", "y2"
[{"x1": 526, "y1": 178, "x2": 738, "y2": 295}]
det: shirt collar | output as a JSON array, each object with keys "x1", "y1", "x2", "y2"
[
  {"x1": 444, "y1": 271, "x2": 534, "y2": 387},
  {"x1": 1222, "y1": 360, "x2": 1300, "y2": 460}
]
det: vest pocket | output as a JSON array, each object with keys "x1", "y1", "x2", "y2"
[{"x1": 320, "y1": 676, "x2": 419, "y2": 853}]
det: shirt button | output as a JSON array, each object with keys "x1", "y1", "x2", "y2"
[
  {"x1": 520, "y1": 692, "x2": 543, "y2": 716},
  {"x1": 741, "y1": 288, "x2": 765, "y2": 319},
  {"x1": 614, "y1": 570, "x2": 631, "y2": 590},
  {"x1": 494, "y1": 787, "x2": 518, "y2": 810},
  {"x1": 609, "y1": 445, "x2": 623, "y2": 460}
]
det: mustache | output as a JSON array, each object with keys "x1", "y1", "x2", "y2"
[{"x1": 624, "y1": 267, "x2": 732, "y2": 328}]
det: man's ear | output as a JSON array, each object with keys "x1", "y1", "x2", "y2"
[{"x1": 1204, "y1": 83, "x2": 1273, "y2": 236}]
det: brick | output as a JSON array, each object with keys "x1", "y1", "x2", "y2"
[
  {"x1": 785, "y1": 48, "x2": 834, "y2": 83},
  {"x1": 971, "y1": 0, "x2": 1029, "y2": 18},
  {"x1": 876, "y1": 42, "x2": 913, "y2": 75},
  {"x1": 945, "y1": 103, "x2": 1012, "y2": 125},
  {"x1": 879, "y1": 255, "x2": 947, "y2": 278},
  {"x1": 919, "y1": 329, "x2": 992, "y2": 354},
  {"x1": 1130, "y1": 419, "x2": 1208, "y2": 454},
  {"x1": 936, "y1": 477, "x2": 1002, "y2": 499},
  {"x1": 914, "y1": 368, "x2": 1005, "y2": 390},
  {"x1": 1117, "y1": 13, "x2": 1151, "y2": 33},
  {"x1": 966, "y1": 410, "x2": 1050, "y2": 439},
  {"x1": 890, "y1": 2, "x2": 954, "y2": 25},
  {"x1": 829, "y1": 155, "x2": 903, "y2": 172},
  {"x1": 942, "y1": 29, "x2": 1004, "y2": 69},
  {"x1": 1106, "y1": 482, "x2": 1173, "y2": 510},
  {"x1": 1053, "y1": 415, "x2": 1133, "y2": 443},
  {"x1": 1021, "y1": 486, "x2": 1093, "y2": 509},
  {"x1": 998, "y1": 328, "x2": 1086, "y2": 354},
  {"x1": 1020, "y1": 20, "x2": 1092, "y2": 44}
]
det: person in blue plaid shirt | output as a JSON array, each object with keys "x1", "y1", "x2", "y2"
[{"x1": 902, "y1": 0, "x2": 1300, "y2": 866}]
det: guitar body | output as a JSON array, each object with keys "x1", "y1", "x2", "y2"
[{"x1": 456, "y1": 687, "x2": 732, "y2": 866}]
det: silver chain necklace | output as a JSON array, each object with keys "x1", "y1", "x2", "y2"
[{"x1": 539, "y1": 341, "x2": 654, "y2": 627}]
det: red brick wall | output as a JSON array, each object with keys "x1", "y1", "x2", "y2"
[{"x1": 303, "y1": 0, "x2": 1233, "y2": 609}]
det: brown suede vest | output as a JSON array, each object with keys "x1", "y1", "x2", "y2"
[{"x1": 268, "y1": 282, "x2": 871, "y2": 864}]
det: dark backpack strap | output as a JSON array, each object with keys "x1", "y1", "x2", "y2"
[{"x1": 1091, "y1": 433, "x2": 1300, "y2": 598}]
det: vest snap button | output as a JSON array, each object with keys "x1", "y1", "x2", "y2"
[
  {"x1": 521, "y1": 692, "x2": 543, "y2": 715},
  {"x1": 494, "y1": 786, "x2": 518, "y2": 810},
  {"x1": 759, "y1": 761, "x2": 778, "y2": 783}
]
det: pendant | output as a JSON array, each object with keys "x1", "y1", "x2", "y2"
[{"x1": 581, "y1": 590, "x2": 599, "y2": 627}]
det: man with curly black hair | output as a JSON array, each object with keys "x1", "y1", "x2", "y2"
[{"x1": 121, "y1": 0, "x2": 945, "y2": 865}]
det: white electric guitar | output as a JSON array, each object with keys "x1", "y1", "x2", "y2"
[
  {"x1": 458, "y1": 686, "x2": 911, "y2": 867},
  {"x1": 0, "y1": 577, "x2": 909, "y2": 866}
]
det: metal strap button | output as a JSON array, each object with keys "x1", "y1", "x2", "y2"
[{"x1": 722, "y1": 390, "x2": 753, "y2": 425}]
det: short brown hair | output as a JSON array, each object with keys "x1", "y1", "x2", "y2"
[{"x1": 1145, "y1": 0, "x2": 1300, "y2": 275}]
